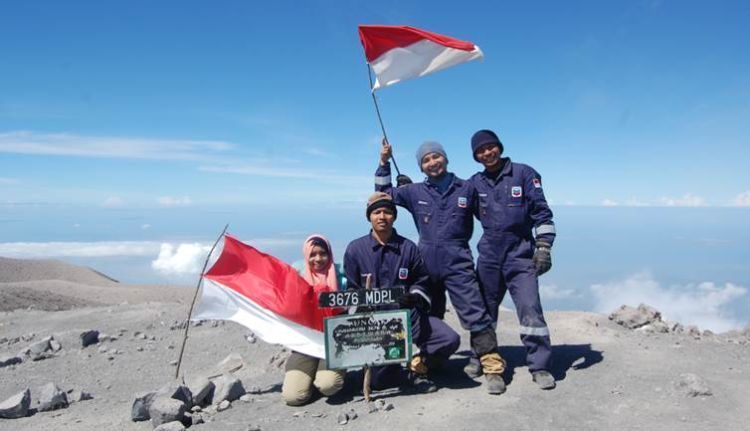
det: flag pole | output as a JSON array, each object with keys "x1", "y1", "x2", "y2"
[
  {"x1": 174, "y1": 223, "x2": 230, "y2": 380},
  {"x1": 366, "y1": 64, "x2": 403, "y2": 176}
]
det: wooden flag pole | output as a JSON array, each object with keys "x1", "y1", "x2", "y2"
[
  {"x1": 367, "y1": 64, "x2": 403, "y2": 177},
  {"x1": 174, "y1": 223, "x2": 229, "y2": 380}
]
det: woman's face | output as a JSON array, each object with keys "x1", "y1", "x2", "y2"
[{"x1": 308, "y1": 245, "x2": 330, "y2": 272}]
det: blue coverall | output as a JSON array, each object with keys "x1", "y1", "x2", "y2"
[
  {"x1": 470, "y1": 158, "x2": 556, "y2": 372},
  {"x1": 375, "y1": 162, "x2": 495, "y2": 337},
  {"x1": 343, "y1": 230, "x2": 460, "y2": 389}
]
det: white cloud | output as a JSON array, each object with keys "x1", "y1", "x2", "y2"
[
  {"x1": 590, "y1": 272, "x2": 747, "y2": 332},
  {"x1": 540, "y1": 284, "x2": 577, "y2": 299},
  {"x1": 0, "y1": 241, "x2": 163, "y2": 257},
  {"x1": 659, "y1": 193, "x2": 706, "y2": 207},
  {"x1": 601, "y1": 199, "x2": 619, "y2": 207},
  {"x1": 151, "y1": 243, "x2": 211, "y2": 276},
  {"x1": 157, "y1": 196, "x2": 192, "y2": 207},
  {"x1": 102, "y1": 196, "x2": 125, "y2": 208},
  {"x1": 0, "y1": 130, "x2": 233, "y2": 161},
  {"x1": 141, "y1": 224, "x2": 152, "y2": 230},
  {"x1": 732, "y1": 191, "x2": 750, "y2": 207},
  {"x1": 624, "y1": 197, "x2": 650, "y2": 207}
]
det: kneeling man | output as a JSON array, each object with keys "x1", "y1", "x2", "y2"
[{"x1": 343, "y1": 192, "x2": 460, "y2": 393}]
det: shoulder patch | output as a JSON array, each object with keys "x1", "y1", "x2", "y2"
[
  {"x1": 398, "y1": 268, "x2": 409, "y2": 280},
  {"x1": 533, "y1": 178, "x2": 542, "y2": 188}
]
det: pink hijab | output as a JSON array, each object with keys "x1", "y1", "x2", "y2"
[{"x1": 302, "y1": 234, "x2": 339, "y2": 292}]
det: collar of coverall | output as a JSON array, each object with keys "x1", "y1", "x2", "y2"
[
  {"x1": 425, "y1": 171, "x2": 457, "y2": 189},
  {"x1": 368, "y1": 228, "x2": 402, "y2": 251},
  {"x1": 483, "y1": 157, "x2": 512, "y2": 181}
]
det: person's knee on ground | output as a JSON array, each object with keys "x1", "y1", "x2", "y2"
[
  {"x1": 282, "y1": 351, "x2": 318, "y2": 406},
  {"x1": 282, "y1": 369, "x2": 314, "y2": 406},
  {"x1": 313, "y1": 368, "x2": 345, "y2": 397}
]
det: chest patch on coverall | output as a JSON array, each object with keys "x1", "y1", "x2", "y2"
[{"x1": 511, "y1": 186, "x2": 523, "y2": 198}]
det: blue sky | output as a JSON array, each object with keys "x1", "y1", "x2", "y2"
[{"x1": 1, "y1": 1, "x2": 749, "y2": 331}]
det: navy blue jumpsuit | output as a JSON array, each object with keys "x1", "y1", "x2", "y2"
[
  {"x1": 344, "y1": 230, "x2": 460, "y2": 388},
  {"x1": 470, "y1": 158, "x2": 556, "y2": 372},
  {"x1": 375, "y1": 162, "x2": 495, "y2": 336}
]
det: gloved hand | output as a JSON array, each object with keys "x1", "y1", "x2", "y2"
[
  {"x1": 398, "y1": 291, "x2": 429, "y2": 312},
  {"x1": 396, "y1": 174, "x2": 413, "y2": 187},
  {"x1": 533, "y1": 241, "x2": 552, "y2": 276}
]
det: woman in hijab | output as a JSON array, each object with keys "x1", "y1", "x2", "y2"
[{"x1": 282, "y1": 234, "x2": 347, "y2": 406}]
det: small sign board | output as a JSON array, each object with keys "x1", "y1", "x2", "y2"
[
  {"x1": 318, "y1": 287, "x2": 404, "y2": 308},
  {"x1": 324, "y1": 310, "x2": 411, "y2": 370}
]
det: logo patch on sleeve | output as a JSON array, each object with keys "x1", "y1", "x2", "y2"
[
  {"x1": 457, "y1": 197, "x2": 467, "y2": 208},
  {"x1": 398, "y1": 268, "x2": 409, "y2": 280},
  {"x1": 511, "y1": 186, "x2": 523, "y2": 198},
  {"x1": 533, "y1": 178, "x2": 542, "y2": 188}
]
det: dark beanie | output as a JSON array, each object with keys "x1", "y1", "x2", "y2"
[
  {"x1": 471, "y1": 129, "x2": 504, "y2": 161},
  {"x1": 366, "y1": 192, "x2": 397, "y2": 221}
]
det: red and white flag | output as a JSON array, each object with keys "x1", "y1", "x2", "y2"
[
  {"x1": 358, "y1": 25, "x2": 483, "y2": 90},
  {"x1": 192, "y1": 235, "x2": 336, "y2": 358}
]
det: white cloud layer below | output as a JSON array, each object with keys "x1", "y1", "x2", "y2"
[
  {"x1": 590, "y1": 272, "x2": 747, "y2": 333},
  {"x1": 0, "y1": 241, "x2": 163, "y2": 257}
]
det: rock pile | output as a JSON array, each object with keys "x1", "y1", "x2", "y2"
[
  {"x1": 0, "y1": 383, "x2": 93, "y2": 419},
  {"x1": 132, "y1": 355, "x2": 251, "y2": 429}
]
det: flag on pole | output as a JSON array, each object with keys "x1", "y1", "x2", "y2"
[
  {"x1": 192, "y1": 235, "x2": 336, "y2": 358},
  {"x1": 358, "y1": 25, "x2": 483, "y2": 90}
]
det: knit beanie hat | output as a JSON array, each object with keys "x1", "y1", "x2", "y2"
[
  {"x1": 416, "y1": 141, "x2": 448, "y2": 167},
  {"x1": 366, "y1": 192, "x2": 397, "y2": 220},
  {"x1": 471, "y1": 129, "x2": 504, "y2": 161}
]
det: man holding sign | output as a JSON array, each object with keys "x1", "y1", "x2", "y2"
[{"x1": 343, "y1": 192, "x2": 460, "y2": 393}]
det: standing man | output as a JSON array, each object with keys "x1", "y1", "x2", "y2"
[
  {"x1": 343, "y1": 192, "x2": 460, "y2": 393},
  {"x1": 469, "y1": 129, "x2": 557, "y2": 390},
  {"x1": 376, "y1": 140, "x2": 507, "y2": 394}
]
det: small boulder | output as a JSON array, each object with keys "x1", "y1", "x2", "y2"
[
  {"x1": 206, "y1": 353, "x2": 245, "y2": 379},
  {"x1": 337, "y1": 412, "x2": 348, "y2": 425},
  {"x1": 149, "y1": 397, "x2": 186, "y2": 427},
  {"x1": 212, "y1": 374, "x2": 245, "y2": 403},
  {"x1": 188, "y1": 377, "x2": 214, "y2": 406},
  {"x1": 675, "y1": 373, "x2": 712, "y2": 397},
  {"x1": 49, "y1": 338, "x2": 62, "y2": 352},
  {"x1": 67, "y1": 389, "x2": 94, "y2": 403},
  {"x1": 609, "y1": 304, "x2": 661, "y2": 330},
  {"x1": 28, "y1": 338, "x2": 51, "y2": 356},
  {"x1": 37, "y1": 382, "x2": 68, "y2": 412},
  {"x1": 216, "y1": 400, "x2": 231, "y2": 412},
  {"x1": 0, "y1": 355, "x2": 22, "y2": 368},
  {"x1": 80, "y1": 330, "x2": 100, "y2": 348},
  {"x1": 131, "y1": 391, "x2": 156, "y2": 421},
  {"x1": 154, "y1": 420, "x2": 186, "y2": 431},
  {"x1": 157, "y1": 383, "x2": 193, "y2": 409},
  {"x1": 0, "y1": 389, "x2": 31, "y2": 419}
]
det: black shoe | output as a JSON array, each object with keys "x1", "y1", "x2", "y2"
[
  {"x1": 406, "y1": 372, "x2": 438, "y2": 394},
  {"x1": 485, "y1": 373, "x2": 506, "y2": 395},
  {"x1": 532, "y1": 370, "x2": 556, "y2": 390},
  {"x1": 464, "y1": 356, "x2": 483, "y2": 378}
]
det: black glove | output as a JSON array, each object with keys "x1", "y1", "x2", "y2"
[
  {"x1": 398, "y1": 292, "x2": 429, "y2": 312},
  {"x1": 396, "y1": 174, "x2": 413, "y2": 187},
  {"x1": 533, "y1": 241, "x2": 552, "y2": 276}
]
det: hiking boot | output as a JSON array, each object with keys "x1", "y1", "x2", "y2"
[
  {"x1": 485, "y1": 373, "x2": 506, "y2": 395},
  {"x1": 464, "y1": 356, "x2": 483, "y2": 378},
  {"x1": 406, "y1": 372, "x2": 438, "y2": 394},
  {"x1": 532, "y1": 370, "x2": 556, "y2": 390}
]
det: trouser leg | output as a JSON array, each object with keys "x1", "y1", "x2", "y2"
[
  {"x1": 312, "y1": 359, "x2": 345, "y2": 397},
  {"x1": 282, "y1": 351, "x2": 318, "y2": 406},
  {"x1": 476, "y1": 241, "x2": 508, "y2": 325},
  {"x1": 444, "y1": 245, "x2": 495, "y2": 332},
  {"x1": 505, "y1": 264, "x2": 552, "y2": 372},
  {"x1": 411, "y1": 309, "x2": 460, "y2": 361}
]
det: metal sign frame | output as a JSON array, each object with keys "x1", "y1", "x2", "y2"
[{"x1": 323, "y1": 310, "x2": 412, "y2": 370}]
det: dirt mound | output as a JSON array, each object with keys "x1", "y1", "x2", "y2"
[
  {"x1": 0, "y1": 283, "x2": 102, "y2": 312},
  {"x1": 0, "y1": 257, "x2": 119, "y2": 285}
]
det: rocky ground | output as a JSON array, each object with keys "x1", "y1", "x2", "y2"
[{"x1": 1, "y1": 257, "x2": 749, "y2": 431}]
